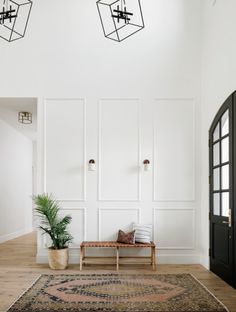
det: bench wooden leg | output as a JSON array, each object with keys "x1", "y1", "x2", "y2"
[
  {"x1": 151, "y1": 247, "x2": 153, "y2": 266},
  {"x1": 152, "y1": 246, "x2": 156, "y2": 271},
  {"x1": 116, "y1": 247, "x2": 119, "y2": 271},
  {"x1": 80, "y1": 246, "x2": 84, "y2": 271}
]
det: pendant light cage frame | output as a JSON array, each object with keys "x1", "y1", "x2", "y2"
[
  {"x1": 97, "y1": 0, "x2": 144, "y2": 42},
  {"x1": 0, "y1": 0, "x2": 32, "y2": 42},
  {"x1": 18, "y1": 111, "x2": 32, "y2": 124}
]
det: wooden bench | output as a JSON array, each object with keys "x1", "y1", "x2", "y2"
[{"x1": 80, "y1": 241, "x2": 157, "y2": 271}]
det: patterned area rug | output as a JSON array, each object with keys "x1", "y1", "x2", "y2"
[{"x1": 7, "y1": 274, "x2": 228, "y2": 312}]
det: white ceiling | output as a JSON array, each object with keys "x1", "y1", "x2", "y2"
[{"x1": 0, "y1": 98, "x2": 37, "y2": 141}]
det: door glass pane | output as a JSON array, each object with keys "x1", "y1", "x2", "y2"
[
  {"x1": 221, "y1": 137, "x2": 229, "y2": 163},
  {"x1": 213, "y1": 143, "x2": 220, "y2": 166},
  {"x1": 222, "y1": 192, "x2": 229, "y2": 217},
  {"x1": 221, "y1": 110, "x2": 229, "y2": 137},
  {"x1": 213, "y1": 123, "x2": 220, "y2": 142},
  {"x1": 213, "y1": 193, "x2": 220, "y2": 216},
  {"x1": 222, "y1": 165, "x2": 229, "y2": 190},
  {"x1": 213, "y1": 168, "x2": 220, "y2": 190}
]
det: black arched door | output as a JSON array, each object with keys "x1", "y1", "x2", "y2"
[{"x1": 209, "y1": 93, "x2": 235, "y2": 287}]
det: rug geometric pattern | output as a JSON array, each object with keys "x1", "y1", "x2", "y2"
[{"x1": 7, "y1": 274, "x2": 228, "y2": 311}]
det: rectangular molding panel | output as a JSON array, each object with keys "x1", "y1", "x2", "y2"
[
  {"x1": 153, "y1": 208, "x2": 195, "y2": 250},
  {"x1": 98, "y1": 208, "x2": 140, "y2": 240},
  {"x1": 44, "y1": 99, "x2": 86, "y2": 201},
  {"x1": 98, "y1": 99, "x2": 140, "y2": 201},
  {"x1": 153, "y1": 99, "x2": 195, "y2": 201}
]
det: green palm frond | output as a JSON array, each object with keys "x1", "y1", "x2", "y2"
[{"x1": 34, "y1": 194, "x2": 73, "y2": 249}]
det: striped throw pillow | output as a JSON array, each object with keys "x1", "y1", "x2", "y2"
[{"x1": 133, "y1": 223, "x2": 152, "y2": 244}]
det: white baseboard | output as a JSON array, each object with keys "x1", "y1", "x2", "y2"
[
  {"x1": 157, "y1": 254, "x2": 200, "y2": 264},
  {"x1": 37, "y1": 250, "x2": 200, "y2": 265},
  {"x1": 0, "y1": 227, "x2": 33, "y2": 244},
  {"x1": 37, "y1": 250, "x2": 80, "y2": 264},
  {"x1": 200, "y1": 255, "x2": 209, "y2": 269}
]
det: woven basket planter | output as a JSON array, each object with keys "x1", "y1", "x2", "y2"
[{"x1": 48, "y1": 248, "x2": 69, "y2": 270}]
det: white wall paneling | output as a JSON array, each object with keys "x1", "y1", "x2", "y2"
[
  {"x1": 98, "y1": 99, "x2": 141, "y2": 201},
  {"x1": 60, "y1": 208, "x2": 86, "y2": 249},
  {"x1": 153, "y1": 208, "x2": 195, "y2": 250},
  {"x1": 153, "y1": 99, "x2": 195, "y2": 202},
  {"x1": 44, "y1": 99, "x2": 86, "y2": 201},
  {"x1": 0, "y1": 0, "x2": 203, "y2": 264},
  {"x1": 98, "y1": 208, "x2": 140, "y2": 241},
  {"x1": 43, "y1": 208, "x2": 86, "y2": 249},
  {"x1": 36, "y1": 97, "x2": 200, "y2": 264}
]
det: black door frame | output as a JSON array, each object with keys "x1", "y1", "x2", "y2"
[{"x1": 209, "y1": 92, "x2": 235, "y2": 287}]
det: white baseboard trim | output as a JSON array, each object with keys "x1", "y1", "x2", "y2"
[
  {"x1": 157, "y1": 254, "x2": 200, "y2": 264},
  {"x1": 37, "y1": 250, "x2": 200, "y2": 265},
  {"x1": 37, "y1": 250, "x2": 80, "y2": 264},
  {"x1": 0, "y1": 227, "x2": 33, "y2": 244},
  {"x1": 200, "y1": 255, "x2": 209, "y2": 269}
]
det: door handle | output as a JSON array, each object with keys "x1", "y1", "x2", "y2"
[{"x1": 222, "y1": 209, "x2": 232, "y2": 227}]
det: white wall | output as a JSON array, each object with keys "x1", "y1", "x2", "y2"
[
  {"x1": 200, "y1": 0, "x2": 236, "y2": 268},
  {"x1": 2, "y1": 0, "x2": 236, "y2": 267},
  {"x1": 0, "y1": 0, "x2": 202, "y2": 98},
  {"x1": 0, "y1": 119, "x2": 33, "y2": 243},
  {"x1": 32, "y1": 0, "x2": 202, "y2": 264},
  {"x1": 37, "y1": 96, "x2": 201, "y2": 264},
  {"x1": 0, "y1": 0, "x2": 203, "y2": 262}
]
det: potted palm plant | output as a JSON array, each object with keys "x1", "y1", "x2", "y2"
[{"x1": 34, "y1": 194, "x2": 73, "y2": 270}]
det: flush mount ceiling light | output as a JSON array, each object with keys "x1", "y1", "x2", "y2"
[
  {"x1": 96, "y1": 0, "x2": 144, "y2": 42},
  {"x1": 0, "y1": 0, "x2": 32, "y2": 42},
  {"x1": 18, "y1": 111, "x2": 32, "y2": 124}
]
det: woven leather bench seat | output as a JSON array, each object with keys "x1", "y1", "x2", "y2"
[
  {"x1": 80, "y1": 241, "x2": 157, "y2": 271},
  {"x1": 81, "y1": 241, "x2": 156, "y2": 248}
]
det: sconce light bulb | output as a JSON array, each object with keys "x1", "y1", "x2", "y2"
[
  {"x1": 88, "y1": 160, "x2": 96, "y2": 171},
  {"x1": 143, "y1": 159, "x2": 150, "y2": 171}
]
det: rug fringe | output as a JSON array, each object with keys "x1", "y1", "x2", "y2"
[{"x1": 5, "y1": 275, "x2": 42, "y2": 312}]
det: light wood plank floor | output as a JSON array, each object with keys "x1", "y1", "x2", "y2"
[{"x1": 0, "y1": 232, "x2": 236, "y2": 312}]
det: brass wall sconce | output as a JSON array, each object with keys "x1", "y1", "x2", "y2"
[
  {"x1": 88, "y1": 159, "x2": 96, "y2": 171},
  {"x1": 143, "y1": 159, "x2": 150, "y2": 171}
]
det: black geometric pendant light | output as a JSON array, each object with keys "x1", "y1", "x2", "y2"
[
  {"x1": 97, "y1": 0, "x2": 144, "y2": 42},
  {"x1": 0, "y1": 0, "x2": 32, "y2": 42},
  {"x1": 18, "y1": 111, "x2": 32, "y2": 124}
]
